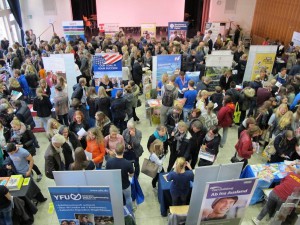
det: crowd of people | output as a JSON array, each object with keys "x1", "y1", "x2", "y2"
[{"x1": 0, "y1": 27, "x2": 299, "y2": 225}]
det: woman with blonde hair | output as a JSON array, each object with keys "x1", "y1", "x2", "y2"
[
  {"x1": 272, "y1": 111, "x2": 294, "y2": 137},
  {"x1": 85, "y1": 127, "x2": 105, "y2": 169},
  {"x1": 39, "y1": 78, "x2": 51, "y2": 97},
  {"x1": 166, "y1": 157, "x2": 194, "y2": 205},
  {"x1": 202, "y1": 102, "x2": 218, "y2": 130},
  {"x1": 268, "y1": 103, "x2": 288, "y2": 136},
  {"x1": 157, "y1": 73, "x2": 169, "y2": 96},
  {"x1": 100, "y1": 75, "x2": 113, "y2": 96},
  {"x1": 104, "y1": 125, "x2": 125, "y2": 158},
  {"x1": 95, "y1": 111, "x2": 112, "y2": 137},
  {"x1": 95, "y1": 86, "x2": 111, "y2": 119},
  {"x1": 25, "y1": 64, "x2": 39, "y2": 99},
  {"x1": 46, "y1": 118, "x2": 62, "y2": 140},
  {"x1": 196, "y1": 90, "x2": 208, "y2": 114},
  {"x1": 149, "y1": 139, "x2": 166, "y2": 188},
  {"x1": 8, "y1": 77, "x2": 22, "y2": 97}
]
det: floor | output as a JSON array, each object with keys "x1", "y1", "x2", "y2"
[{"x1": 31, "y1": 104, "x2": 270, "y2": 225}]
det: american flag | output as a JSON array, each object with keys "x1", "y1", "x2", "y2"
[{"x1": 93, "y1": 54, "x2": 122, "y2": 66}]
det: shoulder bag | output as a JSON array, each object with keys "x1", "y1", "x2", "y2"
[{"x1": 141, "y1": 156, "x2": 159, "y2": 178}]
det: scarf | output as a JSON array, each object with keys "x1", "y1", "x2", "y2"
[
  {"x1": 54, "y1": 145, "x2": 65, "y2": 165},
  {"x1": 153, "y1": 130, "x2": 167, "y2": 142},
  {"x1": 174, "y1": 130, "x2": 186, "y2": 151}
]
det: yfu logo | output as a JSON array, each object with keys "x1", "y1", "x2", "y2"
[{"x1": 53, "y1": 193, "x2": 82, "y2": 201}]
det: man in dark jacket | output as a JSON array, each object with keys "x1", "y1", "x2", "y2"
[
  {"x1": 132, "y1": 58, "x2": 143, "y2": 88},
  {"x1": 44, "y1": 134, "x2": 67, "y2": 179},
  {"x1": 220, "y1": 70, "x2": 233, "y2": 91},
  {"x1": 225, "y1": 81, "x2": 241, "y2": 104},
  {"x1": 110, "y1": 91, "x2": 127, "y2": 133},
  {"x1": 12, "y1": 100, "x2": 35, "y2": 130}
]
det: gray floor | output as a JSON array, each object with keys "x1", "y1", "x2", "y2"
[{"x1": 31, "y1": 105, "x2": 270, "y2": 225}]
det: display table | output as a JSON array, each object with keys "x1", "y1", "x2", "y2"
[
  {"x1": 241, "y1": 162, "x2": 297, "y2": 205},
  {"x1": 157, "y1": 173, "x2": 192, "y2": 217},
  {"x1": 10, "y1": 178, "x2": 41, "y2": 200}
]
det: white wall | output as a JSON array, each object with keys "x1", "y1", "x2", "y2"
[
  {"x1": 209, "y1": 0, "x2": 257, "y2": 34},
  {"x1": 97, "y1": 0, "x2": 185, "y2": 27},
  {"x1": 20, "y1": 0, "x2": 73, "y2": 42}
]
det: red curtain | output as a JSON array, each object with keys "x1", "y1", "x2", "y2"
[{"x1": 201, "y1": 0, "x2": 211, "y2": 33}]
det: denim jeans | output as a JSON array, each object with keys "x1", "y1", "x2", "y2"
[
  {"x1": 220, "y1": 127, "x2": 229, "y2": 147},
  {"x1": 123, "y1": 185, "x2": 133, "y2": 214},
  {"x1": 58, "y1": 114, "x2": 69, "y2": 126},
  {"x1": 257, "y1": 190, "x2": 284, "y2": 221},
  {"x1": 39, "y1": 116, "x2": 51, "y2": 131},
  {"x1": 183, "y1": 108, "x2": 192, "y2": 122},
  {"x1": 0, "y1": 203, "x2": 13, "y2": 225}
]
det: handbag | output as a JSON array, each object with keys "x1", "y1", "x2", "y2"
[
  {"x1": 233, "y1": 102, "x2": 241, "y2": 124},
  {"x1": 141, "y1": 157, "x2": 159, "y2": 178},
  {"x1": 262, "y1": 138, "x2": 276, "y2": 160}
]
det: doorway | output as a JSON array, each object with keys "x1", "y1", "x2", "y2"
[
  {"x1": 184, "y1": 0, "x2": 203, "y2": 38},
  {"x1": 71, "y1": 0, "x2": 97, "y2": 38}
]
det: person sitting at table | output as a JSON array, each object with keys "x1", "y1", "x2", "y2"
[
  {"x1": 198, "y1": 126, "x2": 221, "y2": 167},
  {"x1": 252, "y1": 167, "x2": 300, "y2": 225},
  {"x1": 269, "y1": 130, "x2": 298, "y2": 163},
  {"x1": 149, "y1": 139, "x2": 166, "y2": 189},
  {"x1": 167, "y1": 121, "x2": 191, "y2": 172},
  {"x1": 166, "y1": 157, "x2": 194, "y2": 206},
  {"x1": 69, "y1": 147, "x2": 95, "y2": 170},
  {"x1": 0, "y1": 185, "x2": 13, "y2": 225}
]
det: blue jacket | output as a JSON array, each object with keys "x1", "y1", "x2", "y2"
[
  {"x1": 290, "y1": 92, "x2": 300, "y2": 110},
  {"x1": 17, "y1": 74, "x2": 30, "y2": 96}
]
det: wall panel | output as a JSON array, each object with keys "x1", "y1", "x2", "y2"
[{"x1": 251, "y1": 0, "x2": 300, "y2": 45}]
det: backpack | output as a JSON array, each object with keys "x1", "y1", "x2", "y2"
[{"x1": 162, "y1": 86, "x2": 176, "y2": 107}]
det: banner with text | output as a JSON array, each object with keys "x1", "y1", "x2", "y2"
[
  {"x1": 168, "y1": 22, "x2": 188, "y2": 42},
  {"x1": 99, "y1": 23, "x2": 119, "y2": 38},
  {"x1": 251, "y1": 53, "x2": 276, "y2": 80},
  {"x1": 141, "y1": 23, "x2": 156, "y2": 41},
  {"x1": 152, "y1": 54, "x2": 181, "y2": 88},
  {"x1": 197, "y1": 178, "x2": 257, "y2": 225},
  {"x1": 62, "y1": 21, "x2": 85, "y2": 42},
  {"x1": 49, "y1": 186, "x2": 114, "y2": 225}
]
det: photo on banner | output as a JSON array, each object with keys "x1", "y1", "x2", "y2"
[
  {"x1": 93, "y1": 53, "x2": 122, "y2": 94},
  {"x1": 197, "y1": 178, "x2": 257, "y2": 225},
  {"x1": 62, "y1": 21, "x2": 85, "y2": 42},
  {"x1": 141, "y1": 23, "x2": 156, "y2": 41},
  {"x1": 49, "y1": 186, "x2": 114, "y2": 225},
  {"x1": 168, "y1": 22, "x2": 188, "y2": 42},
  {"x1": 102, "y1": 23, "x2": 119, "y2": 39},
  {"x1": 251, "y1": 53, "x2": 276, "y2": 80}
]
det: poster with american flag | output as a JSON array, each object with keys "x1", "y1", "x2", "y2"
[{"x1": 93, "y1": 53, "x2": 122, "y2": 79}]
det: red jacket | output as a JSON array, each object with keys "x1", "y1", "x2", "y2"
[
  {"x1": 217, "y1": 103, "x2": 235, "y2": 127},
  {"x1": 235, "y1": 130, "x2": 254, "y2": 159}
]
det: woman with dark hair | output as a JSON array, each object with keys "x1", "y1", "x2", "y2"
[
  {"x1": 270, "y1": 130, "x2": 297, "y2": 163},
  {"x1": 59, "y1": 125, "x2": 81, "y2": 159},
  {"x1": 233, "y1": 125, "x2": 261, "y2": 169},
  {"x1": 198, "y1": 126, "x2": 221, "y2": 167},
  {"x1": 165, "y1": 105, "x2": 184, "y2": 136},
  {"x1": 69, "y1": 110, "x2": 89, "y2": 149},
  {"x1": 69, "y1": 147, "x2": 95, "y2": 170}
]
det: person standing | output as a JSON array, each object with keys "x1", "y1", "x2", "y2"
[
  {"x1": 106, "y1": 143, "x2": 134, "y2": 213},
  {"x1": 132, "y1": 58, "x2": 143, "y2": 89},
  {"x1": 166, "y1": 157, "x2": 194, "y2": 206},
  {"x1": 122, "y1": 120, "x2": 143, "y2": 178},
  {"x1": 0, "y1": 185, "x2": 13, "y2": 225},
  {"x1": 182, "y1": 80, "x2": 197, "y2": 122},
  {"x1": 85, "y1": 128, "x2": 105, "y2": 169}
]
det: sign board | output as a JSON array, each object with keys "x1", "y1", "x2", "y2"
[
  {"x1": 168, "y1": 22, "x2": 188, "y2": 42},
  {"x1": 49, "y1": 186, "x2": 114, "y2": 225},
  {"x1": 141, "y1": 23, "x2": 156, "y2": 41},
  {"x1": 292, "y1": 31, "x2": 300, "y2": 47},
  {"x1": 62, "y1": 21, "x2": 85, "y2": 42}
]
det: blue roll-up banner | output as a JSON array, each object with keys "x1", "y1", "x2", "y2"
[
  {"x1": 49, "y1": 186, "x2": 114, "y2": 225},
  {"x1": 168, "y1": 22, "x2": 188, "y2": 41},
  {"x1": 62, "y1": 21, "x2": 85, "y2": 42}
]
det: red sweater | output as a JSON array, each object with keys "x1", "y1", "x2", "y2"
[
  {"x1": 274, "y1": 172, "x2": 300, "y2": 201},
  {"x1": 86, "y1": 139, "x2": 105, "y2": 164},
  {"x1": 217, "y1": 103, "x2": 235, "y2": 127},
  {"x1": 235, "y1": 130, "x2": 253, "y2": 159}
]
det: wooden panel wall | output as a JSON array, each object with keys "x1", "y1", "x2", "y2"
[{"x1": 251, "y1": 0, "x2": 300, "y2": 45}]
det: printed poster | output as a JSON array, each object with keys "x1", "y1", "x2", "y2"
[
  {"x1": 103, "y1": 23, "x2": 119, "y2": 38},
  {"x1": 141, "y1": 23, "x2": 156, "y2": 41},
  {"x1": 204, "y1": 22, "x2": 221, "y2": 42},
  {"x1": 197, "y1": 178, "x2": 257, "y2": 225},
  {"x1": 49, "y1": 186, "x2": 114, "y2": 225},
  {"x1": 292, "y1": 31, "x2": 300, "y2": 47},
  {"x1": 168, "y1": 22, "x2": 188, "y2": 42},
  {"x1": 156, "y1": 54, "x2": 181, "y2": 81},
  {"x1": 62, "y1": 21, "x2": 85, "y2": 42},
  {"x1": 251, "y1": 53, "x2": 276, "y2": 80}
]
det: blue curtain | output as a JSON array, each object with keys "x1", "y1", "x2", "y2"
[{"x1": 7, "y1": 0, "x2": 25, "y2": 46}]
